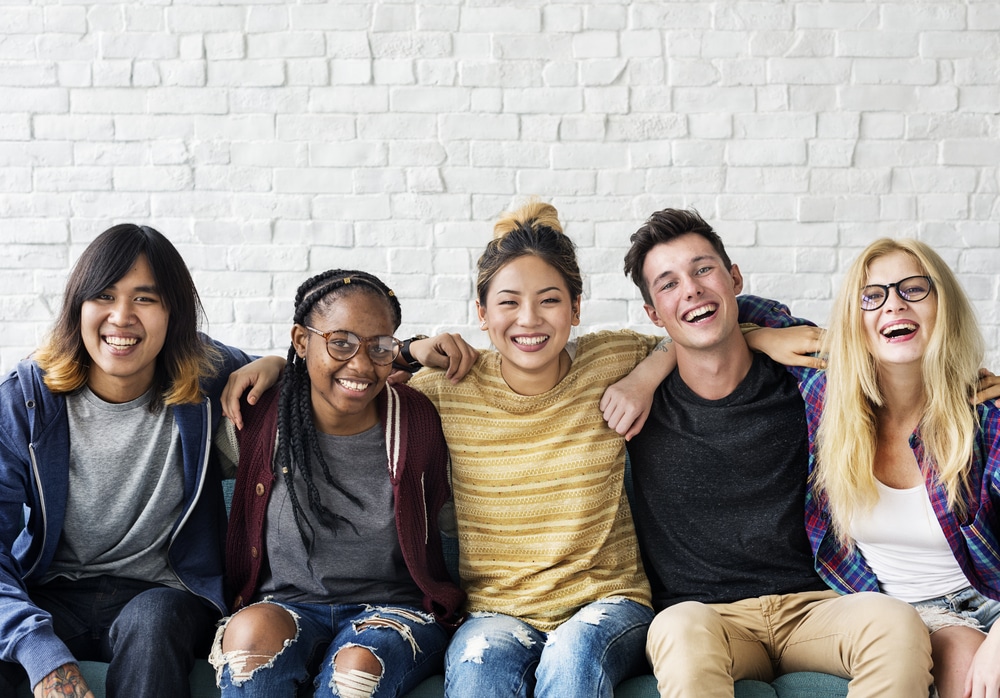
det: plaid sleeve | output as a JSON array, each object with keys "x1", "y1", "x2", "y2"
[
  {"x1": 737, "y1": 294, "x2": 816, "y2": 330},
  {"x1": 738, "y1": 294, "x2": 820, "y2": 383},
  {"x1": 957, "y1": 401, "x2": 1000, "y2": 598}
]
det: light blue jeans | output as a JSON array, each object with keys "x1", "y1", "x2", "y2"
[
  {"x1": 912, "y1": 586, "x2": 1000, "y2": 634},
  {"x1": 443, "y1": 597, "x2": 653, "y2": 698},
  {"x1": 212, "y1": 601, "x2": 448, "y2": 697}
]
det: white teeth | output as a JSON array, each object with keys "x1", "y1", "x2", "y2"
[
  {"x1": 337, "y1": 378, "x2": 369, "y2": 391},
  {"x1": 104, "y1": 336, "x2": 138, "y2": 347},
  {"x1": 684, "y1": 305, "x2": 716, "y2": 322},
  {"x1": 513, "y1": 335, "x2": 548, "y2": 346},
  {"x1": 882, "y1": 322, "x2": 917, "y2": 337}
]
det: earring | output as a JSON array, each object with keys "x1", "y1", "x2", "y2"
[{"x1": 480, "y1": 321, "x2": 487, "y2": 329}]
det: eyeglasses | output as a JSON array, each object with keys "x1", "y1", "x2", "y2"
[
  {"x1": 304, "y1": 327, "x2": 402, "y2": 365},
  {"x1": 860, "y1": 275, "x2": 933, "y2": 311}
]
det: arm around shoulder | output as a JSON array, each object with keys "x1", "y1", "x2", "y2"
[{"x1": 600, "y1": 335, "x2": 675, "y2": 441}]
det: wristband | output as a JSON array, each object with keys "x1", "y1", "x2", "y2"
[{"x1": 399, "y1": 335, "x2": 429, "y2": 373}]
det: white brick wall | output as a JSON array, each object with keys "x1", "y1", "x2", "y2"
[{"x1": 2, "y1": 0, "x2": 998, "y2": 374}]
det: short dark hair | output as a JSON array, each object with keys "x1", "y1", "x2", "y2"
[
  {"x1": 623, "y1": 208, "x2": 732, "y2": 305},
  {"x1": 35, "y1": 223, "x2": 215, "y2": 409}
]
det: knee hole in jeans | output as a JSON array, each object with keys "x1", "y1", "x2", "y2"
[{"x1": 209, "y1": 603, "x2": 299, "y2": 684}]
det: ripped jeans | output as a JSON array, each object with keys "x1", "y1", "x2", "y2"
[
  {"x1": 443, "y1": 597, "x2": 653, "y2": 698},
  {"x1": 210, "y1": 601, "x2": 448, "y2": 698}
]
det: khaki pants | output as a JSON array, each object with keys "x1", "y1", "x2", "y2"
[{"x1": 646, "y1": 589, "x2": 932, "y2": 698}]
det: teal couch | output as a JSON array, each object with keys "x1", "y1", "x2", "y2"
[
  {"x1": 16, "y1": 661, "x2": 850, "y2": 697},
  {"x1": 16, "y1": 475, "x2": 852, "y2": 698}
]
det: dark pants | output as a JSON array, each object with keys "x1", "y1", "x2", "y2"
[{"x1": 0, "y1": 576, "x2": 218, "y2": 698}]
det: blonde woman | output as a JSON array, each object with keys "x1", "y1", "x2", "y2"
[{"x1": 743, "y1": 239, "x2": 1000, "y2": 698}]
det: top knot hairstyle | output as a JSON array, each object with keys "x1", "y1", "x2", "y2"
[
  {"x1": 276, "y1": 269, "x2": 402, "y2": 551},
  {"x1": 475, "y1": 200, "x2": 583, "y2": 304},
  {"x1": 35, "y1": 223, "x2": 217, "y2": 411}
]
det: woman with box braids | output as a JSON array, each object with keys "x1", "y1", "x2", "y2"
[
  {"x1": 276, "y1": 270, "x2": 401, "y2": 550},
  {"x1": 211, "y1": 269, "x2": 463, "y2": 698}
]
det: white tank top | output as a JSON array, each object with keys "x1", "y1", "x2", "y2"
[{"x1": 849, "y1": 480, "x2": 969, "y2": 602}]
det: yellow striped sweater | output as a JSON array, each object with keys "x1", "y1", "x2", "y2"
[{"x1": 410, "y1": 330, "x2": 656, "y2": 631}]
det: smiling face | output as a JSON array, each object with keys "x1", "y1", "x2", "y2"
[
  {"x1": 641, "y1": 233, "x2": 744, "y2": 357},
  {"x1": 292, "y1": 289, "x2": 396, "y2": 435},
  {"x1": 476, "y1": 254, "x2": 580, "y2": 395},
  {"x1": 862, "y1": 251, "x2": 937, "y2": 370},
  {"x1": 80, "y1": 254, "x2": 169, "y2": 403}
]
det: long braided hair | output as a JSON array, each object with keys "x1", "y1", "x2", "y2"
[{"x1": 276, "y1": 269, "x2": 402, "y2": 552}]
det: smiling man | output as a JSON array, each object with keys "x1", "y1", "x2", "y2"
[
  {"x1": 621, "y1": 209, "x2": 934, "y2": 698},
  {"x1": 0, "y1": 225, "x2": 253, "y2": 698}
]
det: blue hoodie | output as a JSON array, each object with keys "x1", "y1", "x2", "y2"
[{"x1": 0, "y1": 338, "x2": 251, "y2": 688}]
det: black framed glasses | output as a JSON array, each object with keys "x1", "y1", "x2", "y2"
[
  {"x1": 860, "y1": 275, "x2": 933, "y2": 311},
  {"x1": 305, "y1": 327, "x2": 402, "y2": 365}
]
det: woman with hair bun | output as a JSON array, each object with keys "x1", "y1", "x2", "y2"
[
  {"x1": 209, "y1": 270, "x2": 465, "y2": 698},
  {"x1": 407, "y1": 201, "x2": 671, "y2": 697}
]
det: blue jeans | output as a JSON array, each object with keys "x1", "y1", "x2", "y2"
[
  {"x1": 443, "y1": 597, "x2": 653, "y2": 698},
  {"x1": 913, "y1": 586, "x2": 1000, "y2": 633},
  {"x1": 0, "y1": 575, "x2": 218, "y2": 698},
  {"x1": 212, "y1": 601, "x2": 449, "y2": 697}
]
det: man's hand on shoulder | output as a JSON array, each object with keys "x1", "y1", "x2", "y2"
[{"x1": 34, "y1": 664, "x2": 95, "y2": 698}]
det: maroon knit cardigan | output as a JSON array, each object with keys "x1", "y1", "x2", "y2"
[{"x1": 225, "y1": 381, "x2": 466, "y2": 627}]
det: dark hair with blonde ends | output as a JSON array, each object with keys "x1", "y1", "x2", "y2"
[{"x1": 34, "y1": 223, "x2": 217, "y2": 411}]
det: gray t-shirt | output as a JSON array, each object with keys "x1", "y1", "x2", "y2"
[
  {"x1": 258, "y1": 424, "x2": 422, "y2": 606},
  {"x1": 42, "y1": 387, "x2": 185, "y2": 590}
]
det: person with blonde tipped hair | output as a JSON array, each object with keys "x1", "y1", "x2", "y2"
[
  {"x1": 0, "y1": 224, "x2": 257, "y2": 698},
  {"x1": 795, "y1": 238, "x2": 1000, "y2": 698}
]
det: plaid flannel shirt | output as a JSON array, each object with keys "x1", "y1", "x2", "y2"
[{"x1": 738, "y1": 294, "x2": 1000, "y2": 600}]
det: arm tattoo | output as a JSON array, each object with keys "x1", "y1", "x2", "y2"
[
  {"x1": 653, "y1": 337, "x2": 672, "y2": 352},
  {"x1": 35, "y1": 665, "x2": 93, "y2": 698}
]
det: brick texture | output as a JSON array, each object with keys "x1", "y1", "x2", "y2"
[{"x1": 1, "y1": 0, "x2": 998, "y2": 372}]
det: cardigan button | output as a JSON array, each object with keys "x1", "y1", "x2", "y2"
[
  {"x1": 255, "y1": 483, "x2": 265, "y2": 496},
  {"x1": 251, "y1": 546, "x2": 258, "y2": 558}
]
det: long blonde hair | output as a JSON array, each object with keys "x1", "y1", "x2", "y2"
[{"x1": 816, "y1": 238, "x2": 984, "y2": 543}]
